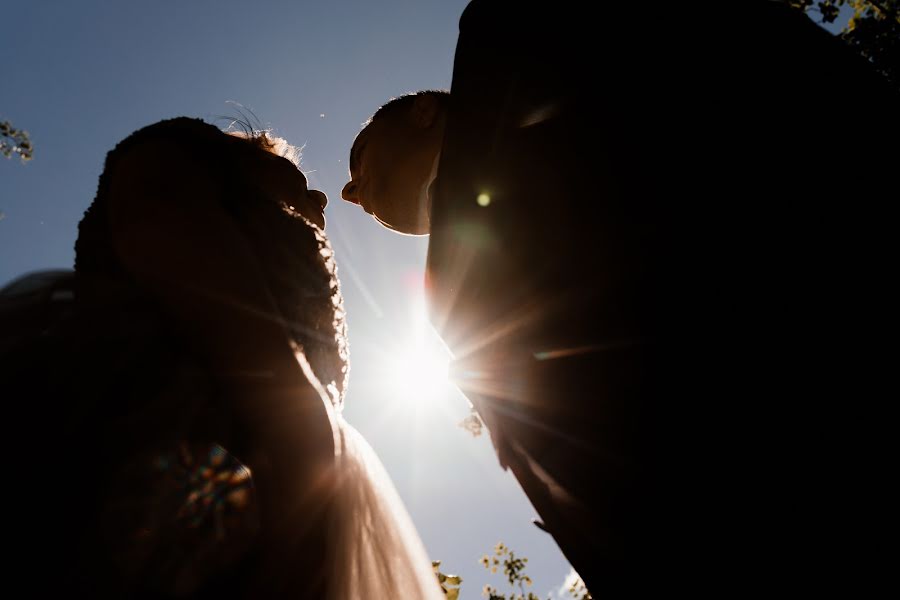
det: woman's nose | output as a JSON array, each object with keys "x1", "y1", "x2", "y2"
[
  {"x1": 309, "y1": 189, "x2": 328, "y2": 209},
  {"x1": 341, "y1": 181, "x2": 360, "y2": 205}
]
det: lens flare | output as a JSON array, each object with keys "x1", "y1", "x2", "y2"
[{"x1": 383, "y1": 290, "x2": 451, "y2": 406}]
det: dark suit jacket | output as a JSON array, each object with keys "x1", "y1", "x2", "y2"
[{"x1": 427, "y1": 0, "x2": 898, "y2": 592}]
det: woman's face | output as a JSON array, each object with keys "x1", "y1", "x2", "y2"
[
  {"x1": 292, "y1": 171, "x2": 329, "y2": 230},
  {"x1": 255, "y1": 150, "x2": 328, "y2": 229}
]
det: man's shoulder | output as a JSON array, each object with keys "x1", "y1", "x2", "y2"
[
  {"x1": 458, "y1": 0, "x2": 491, "y2": 30},
  {"x1": 459, "y1": 0, "x2": 561, "y2": 34}
]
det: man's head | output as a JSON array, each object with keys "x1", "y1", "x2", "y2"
[{"x1": 341, "y1": 90, "x2": 449, "y2": 235}]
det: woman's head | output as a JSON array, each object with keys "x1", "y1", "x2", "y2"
[{"x1": 75, "y1": 118, "x2": 348, "y2": 403}]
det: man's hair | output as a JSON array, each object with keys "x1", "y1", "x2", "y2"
[
  {"x1": 366, "y1": 89, "x2": 450, "y2": 126},
  {"x1": 348, "y1": 90, "x2": 450, "y2": 172}
]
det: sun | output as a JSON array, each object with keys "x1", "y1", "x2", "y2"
[
  {"x1": 382, "y1": 292, "x2": 451, "y2": 406},
  {"x1": 385, "y1": 342, "x2": 450, "y2": 405}
]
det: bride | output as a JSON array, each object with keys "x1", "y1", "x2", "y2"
[{"x1": 1, "y1": 117, "x2": 444, "y2": 599}]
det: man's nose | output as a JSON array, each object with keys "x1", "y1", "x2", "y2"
[{"x1": 341, "y1": 181, "x2": 360, "y2": 205}]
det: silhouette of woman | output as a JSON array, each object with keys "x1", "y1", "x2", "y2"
[{"x1": 1, "y1": 117, "x2": 443, "y2": 599}]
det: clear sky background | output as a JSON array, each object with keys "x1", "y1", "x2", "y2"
[{"x1": 0, "y1": 1, "x2": 578, "y2": 597}]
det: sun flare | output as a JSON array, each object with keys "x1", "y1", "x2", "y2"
[
  {"x1": 382, "y1": 290, "x2": 451, "y2": 406},
  {"x1": 386, "y1": 345, "x2": 450, "y2": 405}
]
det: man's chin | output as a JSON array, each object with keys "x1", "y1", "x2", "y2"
[{"x1": 374, "y1": 212, "x2": 429, "y2": 236}]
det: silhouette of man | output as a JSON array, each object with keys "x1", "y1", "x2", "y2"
[{"x1": 343, "y1": 0, "x2": 899, "y2": 592}]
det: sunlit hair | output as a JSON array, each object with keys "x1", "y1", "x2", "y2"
[
  {"x1": 365, "y1": 89, "x2": 450, "y2": 127},
  {"x1": 225, "y1": 127, "x2": 303, "y2": 168},
  {"x1": 222, "y1": 113, "x2": 303, "y2": 168},
  {"x1": 218, "y1": 104, "x2": 304, "y2": 168}
]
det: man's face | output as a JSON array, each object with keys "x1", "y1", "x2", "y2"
[{"x1": 341, "y1": 112, "x2": 436, "y2": 235}]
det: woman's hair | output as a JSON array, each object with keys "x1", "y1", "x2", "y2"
[
  {"x1": 75, "y1": 117, "x2": 348, "y2": 404},
  {"x1": 222, "y1": 115, "x2": 303, "y2": 168}
]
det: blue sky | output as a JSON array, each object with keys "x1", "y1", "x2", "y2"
[{"x1": 1, "y1": 1, "x2": 575, "y2": 597}]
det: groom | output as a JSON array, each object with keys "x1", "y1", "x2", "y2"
[{"x1": 343, "y1": 0, "x2": 899, "y2": 592}]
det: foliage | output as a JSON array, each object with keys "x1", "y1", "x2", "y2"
[
  {"x1": 433, "y1": 560, "x2": 462, "y2": 600},
  {"x1": 458, "y1": 406, "x2": 485, "y2": 437},
  {"x1": 565, "y1": 577, "x2": 592, "y2": 600},
  {"x1": 781, "y1": 0, "x2": 899, "y2": 88},
  {"x1": 1, "y1": 119, "x2": 33, "y2": 162},
  {"x1": 434, "y1": 543, "x2": 591, "y2": 600},
  {"x1": 476, "y1": 542, "x2": 591, "y2": 600}
]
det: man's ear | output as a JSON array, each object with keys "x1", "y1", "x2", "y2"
[{"x1": 411, "y1": 93, "x2": 442, "y2": 129}]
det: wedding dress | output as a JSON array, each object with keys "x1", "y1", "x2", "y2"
[{"x1": 326, "y1": 415, "x2": 444, "y2": 599}]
